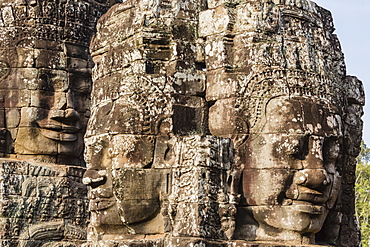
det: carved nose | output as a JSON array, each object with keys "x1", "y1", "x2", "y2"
[
  {"x1": 65, "y1": 108, "x2": 80, "y2": 121},
  {"x1": 83, "y1": 169, "x2": 107, "y2": 188},
  {"x1": 285, "y1": 169, "x2": 331, "y2": 203},
  {"x1": 52, "y1": 90, "x2": 77, "y2": 109},
  {"x1": 49, "y1": 91, "x2": 80, "y2": 122},
  {"x1": 294, "y1": 169, "x2": 330, "y2": 188},
  {"x1": 49, "y1": 108, "x2": 80, "y2": 123}
]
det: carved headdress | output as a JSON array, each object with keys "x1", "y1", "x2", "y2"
[
  {"x1": 237, "y1": 68, "x2": 346, "y2": 133},
  {"x1": 233, "y1": 0, "x2": 348, "y2": 134},
  {"x1": 0, "y1": 0, "x2": 108, "y2": 47}
]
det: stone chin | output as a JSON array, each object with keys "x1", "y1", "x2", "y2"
[
  {"x1": 251, "y1": 204, "x2": 329, "y2": 234},
  {"x1": 89, "y1": 199, "x2": 123, "y2": 227}
]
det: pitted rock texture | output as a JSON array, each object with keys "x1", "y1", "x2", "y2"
[
  {"x1": 0, "y1": 0, "x2": 364, "y2": 246},
  {"x1": 0, "y1": 159, "x2": 88, "y2": 247},
  {"x1": 0, "y1": 0, "x2": 110, "y2": 165},
  {"x1": 0, "y1": 1, "x2": 110, "y2": 246},
  {"x1": 84, "y1": 0, "x2": 363, "y2": 246}
]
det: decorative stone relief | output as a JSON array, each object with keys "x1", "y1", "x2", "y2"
[
  {"x1": 83, "y1": 0, "x2": 363, "y2": 246},
  {"x1": 0, "y1": 1, "x2": 110, "y2": 246},
  {"x1": 83, "y1": 2, "x2": 231, "y2": 244},
  {"x1": 203, "y1": 0, "x2": 363, "y2": 245},
  {"x1": 0, "y1": 159, "x2": 88, "y2": 247},
  {"x1": 0, "y1": 0, "x2": 109, "y2": 165},
  {"x1": 0, "y1": 0, "x2": 364, "y2": 246}
]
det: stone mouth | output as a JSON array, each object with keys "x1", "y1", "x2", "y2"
[
  {"x1": 39, "y1": 128, "x2": 78, "y2": 141},
  {"x1": 289, "y1": 202, "x2": 324, "y2": 215},
  {"x1": 37, "y1": 121, "x2": 80, "y2": 141},
  {"x1": 286, "y1": 185, "x2": 329, "y2": 205},
  {"x1": 88, "y1": 186, "x2": 113, "y2": 200},
  {"x1": 89, "y1": 198, "x2": 116, "y2": 211}
]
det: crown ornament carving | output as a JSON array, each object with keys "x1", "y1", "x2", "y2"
[{"x1": 0, "y1": 0, "x2": 109, "y2": 47}]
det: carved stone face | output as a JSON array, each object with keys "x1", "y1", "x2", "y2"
[
  {"x1": 236, "y1": 97, "x2": 342, "y2": 242},
  {"x1": 7, "y1": 44, "x2": 91, "y2": 164},
  {"x1": 82, "y1": 134, "x2": 165, "y2": 234}
]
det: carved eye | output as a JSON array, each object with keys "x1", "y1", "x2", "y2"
[
  {"x1": 289, "y1": 145, "x2": 301, "y2": 157},
  {"x1": 71, "y1": 74, "x2": 92, "y2": 95},
  {"x1": 74, "y1": 84, "x2": 91, "y2": 95},
  {"x1": 39, "y1": 74, "x2": 54, "y2": 92},
  {"x1": 323, "y1": 136, "x2": 341, "y2": 161},
  {"x1": 273, "y1": 135, "x2": 307, "y2": 159},
  {"x1": 289, "y1": 135, "x2": 309, "y2": 160}
]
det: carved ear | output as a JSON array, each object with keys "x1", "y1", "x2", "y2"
[
  {"x1": 0, "y1": 107, "x2": 5, "y2": 154},
  {"x1": 227, "y1": 117, "x2": 249, "y2": 149},
  {"x1": 157, "y1": 116, "x2": 172, "y2": 136}
]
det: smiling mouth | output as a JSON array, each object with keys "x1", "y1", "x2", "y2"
[
  {"x1": 284, "y1": 186, "x2": 329, "y2": 214},
  {"x1": 286, "y1": 184, "x2": 329, "y2": 203},
  {"x1": 289, "y1": 201, "x2": 324, "y2": 215},
  {"x1": 37, "y1": 122, "x2": 80, "y2": 142}
]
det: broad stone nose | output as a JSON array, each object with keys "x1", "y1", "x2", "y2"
[
  {"x1": 301, "y1": 136, "x2": 325, "y2": 169},
  {"x1": 49, "y1": 90, "x2": 80, "y2": 123},
  {"x1": 286, "y1": 168, "x2": 331, "y2": 203},
  {"x1": 64, "y1": 108, "x2": 80, "y2": 121},
  {"x1": 294, "y1": 169, "x2": 330, "y2": 188}
]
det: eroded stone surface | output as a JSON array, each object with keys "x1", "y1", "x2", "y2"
[
  {"x1": 83, "y1": 0, "x2": 363, "y2": 246},
  {"x1": 0, "y1": 159, "x2": 88, "y2": 247},
  {"x1": 0, "y1": 0, "x2": 110, "y2": 165},
  {"x1": 0, "y1": 0, "x2": 364, "y2": 246},
  {"x1": 0, "y1": 0, "x2": 110, "y2": 246}
]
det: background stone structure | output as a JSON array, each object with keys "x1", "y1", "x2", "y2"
[
  {"x1": 0, "y1": 0, "x2": 365, "y2": 246},
  {"x1": 0, "y1": 0, "x2": 109, "y2": 246},
  {"x1": 0, "y1": 160, "x2": 88, "y2": 247}
]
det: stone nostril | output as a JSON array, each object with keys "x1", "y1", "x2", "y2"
[
  {"x1": 294, "y1": 169, "x2": 329, "y2": 188},
  {"x1": 82, "y1": 177, "x2": 92, "y2": 185},
  {"x1": 65, "y1": 108, "x2": 80, "y2": 121}
]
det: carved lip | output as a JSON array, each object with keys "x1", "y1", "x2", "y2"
[
  {"x1": 89, "y1": 198, "x2": 116, "y2": 211},
  {"x1": 37, "y1": 121, "x2": 80, "y2": 142},
  {"x1": 287, "y1": 185, "x2": 329, "y2": 205},
  {"x1": 290, "y1": 201, "x2": 324, "y2": 215},
  {"x1": 285, "y1": 186, "x2": 328, "y2": 215}
]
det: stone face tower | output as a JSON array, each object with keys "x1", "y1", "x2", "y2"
[
  {"x1": 83, "y1": 0, "x2": 364, "y2": 246},
  {"x1": 0, "y1": 0, "x2": 364, "y2": 246}
]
